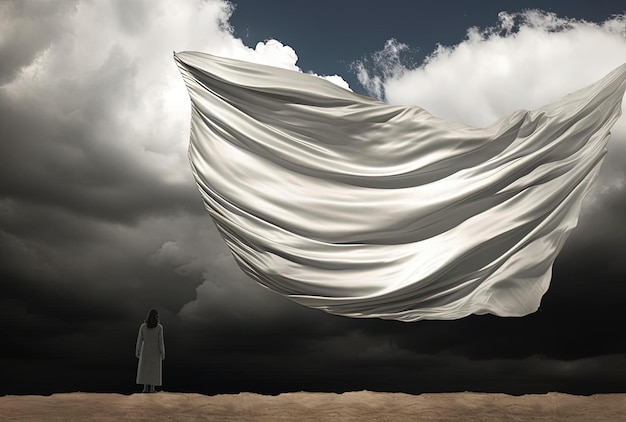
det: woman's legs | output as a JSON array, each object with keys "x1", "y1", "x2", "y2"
[{"x1": 142, "y1": 384, "x2": 148, "y2": 393}]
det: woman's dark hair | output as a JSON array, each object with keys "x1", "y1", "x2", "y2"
[{"x1": 145, "y1": 308, "x2": 159, "y2": 329}]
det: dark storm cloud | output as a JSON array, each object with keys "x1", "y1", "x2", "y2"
[
  {"x1": 0, "y1": 0, "x2": 77, "y2": 84},
  {"x1": 0, "y1": 94, "x2": 202, "y2": 224},
  {"x1": 0, "y1": 57, "x2": 202, "y2": 226},
  {"x1": 0, "y1": 0, "x2": 233, "y2": 355}
]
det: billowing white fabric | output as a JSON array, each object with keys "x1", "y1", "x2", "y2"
[{"x1": 175, "y1": 52, "x2": 626, "y2": 321}]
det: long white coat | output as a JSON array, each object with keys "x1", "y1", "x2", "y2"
[{"x1": 135, "y1": 323, "x2": 165, "y2": 386}]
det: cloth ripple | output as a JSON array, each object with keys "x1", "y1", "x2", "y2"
[{"x1": 175, "y1": 52, "x2": 626, "y2": 321}]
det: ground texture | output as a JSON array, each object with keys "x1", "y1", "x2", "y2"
[{"x1": 1, "y1": 391, "x2": 625, "y2": 421}]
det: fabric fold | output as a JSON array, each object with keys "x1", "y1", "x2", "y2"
[{"x1": 175, "y1": 51, "x2": 626, "y2": 321}]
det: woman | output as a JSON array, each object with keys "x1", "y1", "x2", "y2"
[{"x1": 135, "y1": 308, "x2": 165, "y2": 393}]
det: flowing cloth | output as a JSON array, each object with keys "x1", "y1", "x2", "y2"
[{"x1": 175, "y1": 52, "x2": 626, "y2": 321}]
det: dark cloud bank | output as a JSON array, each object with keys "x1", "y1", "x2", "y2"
[{"x1": 1, "y1": 0, "x2": 625, "y2": 396}]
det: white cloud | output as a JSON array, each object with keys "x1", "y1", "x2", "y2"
[
  {"x1": 357, "y1": 11, "x2": 626, "y2": 128},
  {"x1": 2, "y1": 1, "x2": 314, "y2": 189},
  {"x1": 2, "y1": 0, "x2": 349, "y2": 191}
]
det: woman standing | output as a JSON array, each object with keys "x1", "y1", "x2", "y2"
[{"x1": 135, "y1": 308, "x2": 165, "y2": 393}]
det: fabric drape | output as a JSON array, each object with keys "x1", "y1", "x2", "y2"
[{"x1": 175, "y1": 51, "x2": 626, "y2": 321}]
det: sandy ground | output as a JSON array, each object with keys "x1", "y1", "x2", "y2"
[{"x1": 0, "y1": 391, "x2": 625, "y2": 421}]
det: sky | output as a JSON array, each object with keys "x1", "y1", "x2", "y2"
[{"x1": 1, "y1": 0, "x2": 626, "y2": 396}]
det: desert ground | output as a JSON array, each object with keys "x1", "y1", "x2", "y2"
[{"x1": 1, "y1": 391, "x2": 625, "y2": 421}]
